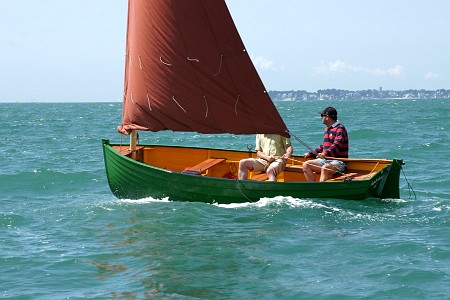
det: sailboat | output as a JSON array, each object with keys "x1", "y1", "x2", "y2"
[{"x1": 102, "y1": 0, "x2": 404, "y2": 203}]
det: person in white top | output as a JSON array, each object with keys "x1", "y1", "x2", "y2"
[{"x1": 239, "y1": 134, "x2": 293, "y2": 181}]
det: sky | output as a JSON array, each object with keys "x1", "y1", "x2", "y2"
[{"x1": 1, "y1": 0, "x2": 449, "y2": 102}]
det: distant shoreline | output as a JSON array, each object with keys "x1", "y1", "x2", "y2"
[
  {"x1": 269, "y1": 88, "x2": 450, "y2": 101},
  {"x1": 1, "y1": 88, "x2": 449, "y2": 103},
  {"x1": 1, "y1": 98, "x2": 449, "y2": 104}
]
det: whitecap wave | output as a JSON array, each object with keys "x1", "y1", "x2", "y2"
[
  {"x1": 119, "y1": 197, "x2": 172, "y2": 204},
  {"x1": 214, "y1": 195, "x2": 341, "y2": 211}
]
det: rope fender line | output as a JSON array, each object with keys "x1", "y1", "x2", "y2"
[
  {"x1": 236, "y1": 179, "x2": 253, "y2": 202},
  {"x1": 398, "y1": 160, "x2": 416, "y2": 200}
]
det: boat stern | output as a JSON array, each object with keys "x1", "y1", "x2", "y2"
[{"x1": 368, "y1": 159, "x2": 404, "y2": 199}]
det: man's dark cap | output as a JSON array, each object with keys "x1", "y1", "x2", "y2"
[{"x1": 319, "y1": 107, "x2": 338, "y2": 117}]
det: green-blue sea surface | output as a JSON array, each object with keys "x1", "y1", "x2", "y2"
[{"x1": 1, "y1": 99, "x2": 449, "y2": 299}]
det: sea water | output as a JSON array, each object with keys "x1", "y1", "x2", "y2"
[{"x1": 1, "y1": 99, "x2": 449, "y2": 299}]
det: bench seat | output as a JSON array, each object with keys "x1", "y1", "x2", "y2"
[{"x1": 182, "y1": 158, "x2": 226, "y2": 175}]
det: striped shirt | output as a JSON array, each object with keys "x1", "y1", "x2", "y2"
[{"x1": 309, "y1": 122, "x2": 349, "y2": 158}]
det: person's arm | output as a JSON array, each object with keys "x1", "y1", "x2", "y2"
[
  {"x1": 305, "y1": 145, "x2": 322, "y2": 158},
  {"x1": 257, "y1": 150, "x2": 275, "y2": 162},
  {"x1": 282, "y1": 144, "x2": 293, "y2": 160},
  {"x1": 255, "y1": 135, "x2": 274, "y2": 161}
]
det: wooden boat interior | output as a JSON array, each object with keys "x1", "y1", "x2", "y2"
[{"x1": 112, "y1": 145, "x2": 392, "y2": 183}]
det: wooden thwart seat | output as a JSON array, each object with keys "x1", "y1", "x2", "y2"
[
  {"x1": 250, "y1": 172, "x2": 269, "y2": 181},
  {"x1": 284, "y1": 164, "x2": 303, "y2": 173},
  {"x1": 182, "y1": 158, "x2": 226, "y2": 175}
]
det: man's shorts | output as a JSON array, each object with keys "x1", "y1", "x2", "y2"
[
  {"x1": 317, "y1": 158, "x2": 346, "y2": 173},
  {"x1": 250, "y1": 158, "x2": 286, "y2": 176}
]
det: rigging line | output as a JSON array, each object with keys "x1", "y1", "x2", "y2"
[
  {"x1": 366, "y1": 162, "x2": 380, "y2": 179},
  {"x1": 172, "y1": 96, "x2": 187, "y2": 113},
  {"x1": 160, "y1": 57, "x2": 172, "y2": 66},
  {"x1": 187, "y1": 57, "x2": 199, "y2": 62},
  {"x1": 203, "y1": 96, "x2": 209, "y2": 118},
  {"x1": 146, "y1": 94, "x2": 152, "y2": 111},
  {"x1": 234, "y1": 95, "x2": 240, "y2": 115},
  {"x1": 213, "y1": 54, "x2": 224, "y2": 76},
  {"x1": 286, "y1": 130, "x2": 314, "y2": 152},
  {"x1": 399, "y1": 162, "x2": 416, "y2": 200},
  {"x1": 138, "y1": 55, "x2": 143, "y2": 69}
]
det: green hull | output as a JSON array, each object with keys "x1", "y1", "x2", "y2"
[{"x1": 102, "y1": 140, "x2": 402, "y2": 204}]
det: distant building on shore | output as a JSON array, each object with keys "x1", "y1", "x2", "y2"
[{"x1": 269, "y1": 88, "x2": 450, "y2": 101}]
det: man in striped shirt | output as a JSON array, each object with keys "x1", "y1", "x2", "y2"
[{"x1": 302, "y1": 107, "x2": 349, "y2": 182}]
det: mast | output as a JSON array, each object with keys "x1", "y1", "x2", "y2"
[{"x1": 129, "y1": 130, "x2": 138, "y2": 160}]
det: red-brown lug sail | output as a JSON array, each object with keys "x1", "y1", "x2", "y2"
[{"x1": 118, "y1": 0, "x2": 289, "y2": 137}]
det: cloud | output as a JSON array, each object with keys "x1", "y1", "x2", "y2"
[
  {"x1": 424, "y1": 71, "x2": 440, "y2": 79},
  {"x1": 251, "y1": 55, "x2": 276, "y2": 71},
  {"x1": 314, "y1": 60, "x2": 404, "y2": 77}
]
